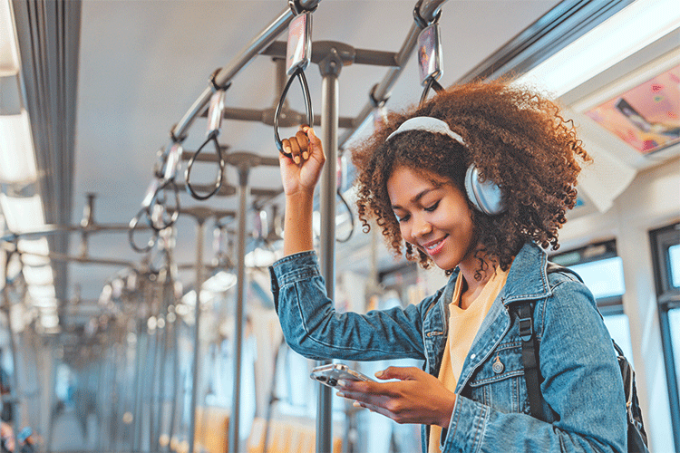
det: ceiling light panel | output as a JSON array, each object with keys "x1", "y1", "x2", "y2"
[
  {"x1": 0, "y1": 110, "x2": 38, "y2": 183},
  {"x1": 0, "y1": 193, "x2": 45, "y2": 232},
  {"x1": 0, "y1": 0, "x2": 20, "y2": 77},
  {"x1": 516, "y1": 0, "x2": 680, "y2": 97}
]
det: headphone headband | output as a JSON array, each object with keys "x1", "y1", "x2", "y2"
[
  {"x1": 385, "y1": 116, "x2": 505, "y2": 215},
  {"x1": 386, "y1": 117, "x2": 465, "y2": 145}
]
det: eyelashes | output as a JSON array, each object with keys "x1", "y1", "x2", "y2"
[
  {"x1": 424, "y1": 201, "x2": 440, "y2": 212},
  {"x1": 395, "y1": 200, "x2": 441, "y2": 223}
]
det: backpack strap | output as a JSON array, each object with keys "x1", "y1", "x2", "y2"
[{"x1": 515, "y1": 301, "x2": 545, "y2": 420}]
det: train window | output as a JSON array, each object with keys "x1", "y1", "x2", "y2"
[
  {"x1": 650, "y1": 222, "x2": 680, "y2": 450},
  {"x1": 670, "y1": 243, "x2": 680, "y2": 288},
  {"x1": 569, "y1": 256, "x2": 626, "y2": 300},
  {"x1": 551, "y1": 240, "x2": 624, "y2": 309},
  {"x1": 551, "y1": 240, "x2": 635, "y2": 363}
]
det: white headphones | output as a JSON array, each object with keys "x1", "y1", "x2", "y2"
[{"x1": 386, "y1": 117, "x2": 505, "y2": 215}]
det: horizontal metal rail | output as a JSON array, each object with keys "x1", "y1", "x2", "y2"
[
  {"x1": 171, "y1": 0, "x2": 321, "y2": 141},
  {"x1": 338, "y1": 0, "x2": 448, "y2": 149}
]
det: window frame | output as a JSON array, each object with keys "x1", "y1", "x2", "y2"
[
  {"x1": 650, "y1": 222, "x2": 680, "y2": 452},
  {"x1": 550, "y1": 239, "x2": 624, "y2": 312}
]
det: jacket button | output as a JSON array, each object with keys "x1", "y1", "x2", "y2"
[{"x1": 492, "y1": 355, "x2": 504, "y2": 374}]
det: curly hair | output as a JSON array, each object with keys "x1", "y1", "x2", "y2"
[{"x1": 351, "y1": 79, "x2": 590, "y2": 275}]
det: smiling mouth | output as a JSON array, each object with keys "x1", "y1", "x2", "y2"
[{"x1": 421, "y1": 236, "x2": 448, "y2": 255}]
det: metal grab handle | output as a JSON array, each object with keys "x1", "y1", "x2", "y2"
[
  {"x1": 128, "y1": 207, "x2": 159, "y2": 253},
  {"x1": 419, "y1": 77, "x2": 444, "y2": 106},
  {"x1": 148, "y1": 179, "x2": 181, "y2": 230},
  {"x1": 184, "y1": 132, "x2": 226, "y2": 200},
  {"x1": 128, "y1": 178, "x2": 180, "y2": 252},
  {"x1": 274, "y1": 66, "x2": 314, "y2": 157}
]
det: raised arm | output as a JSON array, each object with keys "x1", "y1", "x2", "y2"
[{"x1": 278, "y1": 125, "x2": 325, "y2": 256}]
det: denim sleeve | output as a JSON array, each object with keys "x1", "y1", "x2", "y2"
[
  {"x1": 438, "y1": 279, "x2": 628, "y2": 453},
  {"x1": 269, "y1": 251, "x2": 427, "y2": 361}
]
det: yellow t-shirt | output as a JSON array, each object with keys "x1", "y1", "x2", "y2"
[{"x1": 428, "y1": 268, "x2": 509, "y2": 453}]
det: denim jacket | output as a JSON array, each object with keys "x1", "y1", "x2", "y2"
[{"x1": 269, "y1": 242, "x2": 627, "y2": 453}]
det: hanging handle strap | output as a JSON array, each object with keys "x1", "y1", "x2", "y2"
[
  {"x1": 417, "y1": 22, "x2": 444, "y2": 106},
  {"x1": 185, "y1": 70, "x2": 230, "y2": 200},
  {"x1": 274, "y1": 66, "x2": 314, "y2": 157},
  {"x1": 128, "y1": 180, "x2": 161, "y2": 253},
  {"x1": 419, "y1": 77, "x2": 444, "y2": 106},
  {"x1": 184, "y1": 132, "x2": 226, "y2": 200}
]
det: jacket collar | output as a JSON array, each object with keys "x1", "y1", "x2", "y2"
[
  {"x1": 502, "y1": 242, "x2": 551, "y2": 305},
  {"x1": 445, "y1": 242, "x2": 551, "y2": 306}
]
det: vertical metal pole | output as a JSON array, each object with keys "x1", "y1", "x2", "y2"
[
  {"x1": 154, "y1": 264, "x2": 170, "y2": 451},
  {"x1": 2, "y1": 251, "x2": 21, "y2": 453},
  {"x1": 168, "y1": 295, "x2": 180, "y2": 451},
  {"x1": 316, "y1": 49, "x2": 342, "y2": 453},
  {"x1": 132, "y1": 315, "x2": 145, "y2": 451},
  {"x1": 229, "y1": 166, "x2": 250, "y2": 453},
  {"x1": 188, "y1": 219, "x2": 206, "y2": 453}
]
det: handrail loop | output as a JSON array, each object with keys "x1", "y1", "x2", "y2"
[
  {"x1": 288, "y1": 0, "x2": 318, "y2": 15},
  {"x1": 128, "y1": 179, "x2": 162, "y2": 253},
  {"x1": 413, "y1": 0, "x2": 442, "y2": 29},
  {"x1": 170, "y1": 122, "x2": 188, "y2": 144},
  {"x1": 210, "y1": 67, "x2": 232, "y2": 93},
  {"x1": 185, "y1": 133, "x2": 226, "y2": 200},
  {"x1": 419, "y1": 76, "x2": 445, "y2": 106},
  {"x1": 129, "y1": 206, "x2": 159, "y2": 253},
  {"x1": 369, "y1": 83, "x2": 390, "y2": 109},
  {"x1": 185, "y1": 72, "x2": 230, "y2": 200},
  {"x1": 147, "y1": 142, "x2": 183, "y2": 230},
  {"x1": 274, "y1": 66, "x2": 314, "y2": 157},
  {"x1": 417, "y1": 21, "x2": 445, "y2": 106},
  {"x1": 149, "y1": 178, "x2": 181, "y2": 231}
]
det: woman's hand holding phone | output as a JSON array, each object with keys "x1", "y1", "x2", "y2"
[{"x1": 336, "y1": 366, "x2": 456, "y2": 429}]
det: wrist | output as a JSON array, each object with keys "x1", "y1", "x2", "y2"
[
  {"x1": 437, "y1": 392, "x2": 456, "y2": 428},
  {"x1": 285, "y1": 189, "x2": 315, "y2": 204}
]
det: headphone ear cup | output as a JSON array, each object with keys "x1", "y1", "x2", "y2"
[{"x1": 464, "y1": 165, "x2": 505, "y2": 215}]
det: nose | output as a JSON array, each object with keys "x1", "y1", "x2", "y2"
[{"x1": 410, "y1": 213, "x2": 432, "y2": 240}]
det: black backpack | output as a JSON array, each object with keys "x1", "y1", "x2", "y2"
[{"x1": 512, "y1": 264, "x2": 649, "y2": 453}]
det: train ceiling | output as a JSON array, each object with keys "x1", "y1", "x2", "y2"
[{"x1": 1, "y1": 0, "x2": 678, "y2": 315}]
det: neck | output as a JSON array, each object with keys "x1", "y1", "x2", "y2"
[{"x1": 457, "y1": 248, "x2": 496, "y2": 309}]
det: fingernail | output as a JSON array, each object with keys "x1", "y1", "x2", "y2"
[
  {"x1": 303, "y1": 151, "x2": 309, "y2": 160},
  {"x1": 283, "y1": 145, "x2": 290, "y2": 153},
  {"x1": 337, "y1": 380, "x2": 347, "y2": 388},
  {"x1": 336, "y1": 392, "x2": 344, "y2": 398},
  {"x1": 294, "y1": 155, "x2": 300, "y2": 164},
  {"x1": 375, "y1": 370, "x2": 384, "y2": 378},
  {"x1": 353, "y1": 401, "x2": 361, "y2": 407}
]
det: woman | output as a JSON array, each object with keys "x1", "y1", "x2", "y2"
[{"x1": 269, "y1": 80, "x2": 627, "y2": 452}]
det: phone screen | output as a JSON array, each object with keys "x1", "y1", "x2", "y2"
[
  {"x1": 417, "y1": 23, "x2": 442, "y2": 86},
  {"x1": 310, "y1": 363, "x2": 372, "y2": 387},
  {"x1": 286, "y1": 12, "x2": 312, "y2": 75}
]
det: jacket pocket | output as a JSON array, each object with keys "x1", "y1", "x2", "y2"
[{"x1": 467, "y1": 342, "x2": 530, "y2": 415}]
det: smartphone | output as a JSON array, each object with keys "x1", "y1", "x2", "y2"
[
  {"x1": 417, "y1": 23, "x2": 442, "y2": 86},
  {"x1": 286, "y1": 12, "x2": 312, "y2": 75},
  {"x1": 310, "y1": 363, "x2": 373, "y2": 388}
]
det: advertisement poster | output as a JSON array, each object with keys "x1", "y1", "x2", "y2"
[{"x1": 585, "y1": 64, "x2": 680, "y2": 154}]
